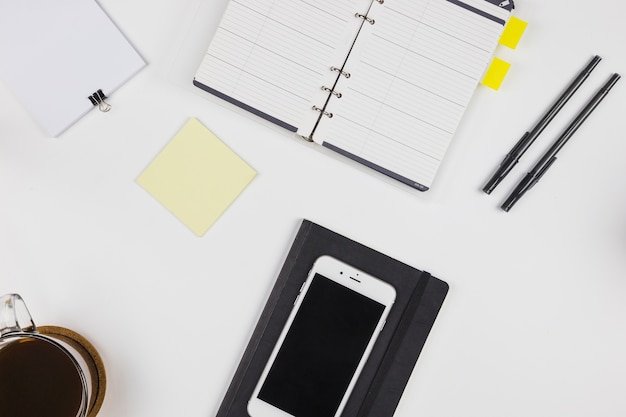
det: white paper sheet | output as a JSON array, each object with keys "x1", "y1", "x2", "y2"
[{"x1": 0, "y1": 0, "x2": 145, "y2": 136}]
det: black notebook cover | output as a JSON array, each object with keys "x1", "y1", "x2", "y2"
[{"x1": 216, "y1": 219, "x2": 449, "y2": 417}]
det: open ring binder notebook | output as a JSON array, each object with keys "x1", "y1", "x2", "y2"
[{"x1": 194, "y1": 0, "x2": 514, "y2": 191}]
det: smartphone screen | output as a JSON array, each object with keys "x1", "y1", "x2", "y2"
[{"x1": 256, "y1": 273, "x2": 386, "y2": 417}]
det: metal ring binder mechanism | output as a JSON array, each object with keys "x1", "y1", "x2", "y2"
[
  {"x1": 322, "y1": 86, "x2": 342, "y2": 98},
  {"x1": 313, "y1": 2, "x2": 379, "y2": 128},
  {"x1": 312, "y1": 106, "x2": 333, "y2": 118},
  {"x1": 355, "y1": 13, "x2": 375, "y2": 25},
  {"x1": 330, "y1": 66, "x2": 351, "y2": 78},
  {"x1": 88, "y1": 89, "x2": 111, "y2": 112}
]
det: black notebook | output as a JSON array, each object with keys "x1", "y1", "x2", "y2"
[
  {"x1": 194, "y1": 0, "x2": 514, "y2": 191},
  {"x1": 215, "y1": 220, "x2": 449, "y2": 417}
]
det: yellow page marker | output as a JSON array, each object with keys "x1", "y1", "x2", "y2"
[
  {"x1": 137, "y1": 118, "x2": 256, "y2": 236},
  {"x1": 481, "y1": 57, "x2": 511, "y2": 91},
  {"x1": 499, "y1": 16, "x2": 528, "y2": 49}
]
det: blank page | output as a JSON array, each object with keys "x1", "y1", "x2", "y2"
[
  {"x1": 0, "y1": 0, "x2": 145, "y2": 137},
  {"x1": 313, "y1": 0, "x2": 510, "y2": 190},
  {"x1": 194, "y1": 0, "x2": 372, "y2": 133}
]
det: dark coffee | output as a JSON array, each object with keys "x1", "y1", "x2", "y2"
[{"x1": 0, "y1": 337, "x2": 84, "y2": 417}]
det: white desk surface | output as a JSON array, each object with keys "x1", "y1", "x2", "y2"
[{"x1": 2, "y1": 1, "x2": 625, "y2": 416}]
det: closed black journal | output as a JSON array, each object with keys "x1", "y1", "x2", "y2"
[{"x1": 216, "y1": 219, "x2": 449, "y2": 417}]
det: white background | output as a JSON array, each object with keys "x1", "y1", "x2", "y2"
[{"x1": 1, "y1": 0, "x2": 625, "y2": 416}]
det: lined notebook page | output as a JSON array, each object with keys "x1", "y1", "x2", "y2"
[
  {"x1": 313, "y1": 0, "x2": 510, "y2": 190},
  {"x1": 194, "y1": 0, "x2": 371, "y2": 132}
]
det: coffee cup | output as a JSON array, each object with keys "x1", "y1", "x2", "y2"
[{"x1": 0, "y1": 294, "x2": 105, "y2": 417}]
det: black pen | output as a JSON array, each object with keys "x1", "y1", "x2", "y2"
[
  {"x1": 483, "y1": 55, "x2": 602, "y2": 194},
  {"x1": 501, "y1": 73, "x2": 621, "y2": 212}
]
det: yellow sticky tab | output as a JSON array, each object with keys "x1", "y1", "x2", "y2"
[
  {"x1": 499, "y1": 16, "x2": 528, "y2": 49},
  {"x1": 137, "y1": 118, "x2": 256, "y2": 236},
  {"x1": 481, "y1": 57, "x2": 511, "y2": 90}
]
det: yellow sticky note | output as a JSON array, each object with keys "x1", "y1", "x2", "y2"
[
  {"x1": 137, "y1": 118, "x2": 256, "y2": 236},
  {"x1": 499, "y1": 16, "x2": 528, "y2": 49},
  {"x1": 481, "y1": 57, "x2": 511, "y2": 91}
]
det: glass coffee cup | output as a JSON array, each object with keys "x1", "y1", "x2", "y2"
[{"x1": 0, "y1": 293, "x2": 105, "y2": 417}]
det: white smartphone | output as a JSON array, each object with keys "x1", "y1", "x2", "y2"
[{"x1": 248, "y1": 255, "x2": 396, "y2": 417}]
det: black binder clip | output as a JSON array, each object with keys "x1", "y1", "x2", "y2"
[{"x1": 88, "y1": 89, "x2": 111, "y2": 112}]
